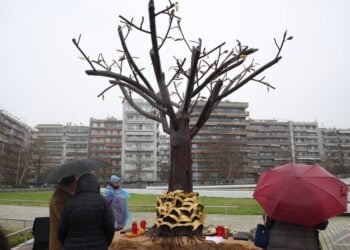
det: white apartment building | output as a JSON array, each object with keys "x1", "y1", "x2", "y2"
[
  {"x1": 35, "y1": 124, "x2": 89, "y2": 179},
  {"x1": 121, "y1": 100, "x2": 158, "y2": 182},
  {"x1": 157, "y1": 134, "x2": 170, "y2": 183},
  {"x1": 62, "y1": 124, "x2": 89, "y2": 162},
  {"x1": 289, "y1": 121, "x2": 322, "y2": 164}
]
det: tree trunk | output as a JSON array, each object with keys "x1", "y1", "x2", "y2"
[{"x1": 168, "y1": 115, "x2": 193, "y2": 192}]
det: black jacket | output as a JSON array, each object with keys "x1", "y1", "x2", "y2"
[
  {"x1": 267, "y1": 219, "x2": 328, "y2": 250},
  {"x1": 58, "y1": 174, "x2": 115, "y2": 250}
]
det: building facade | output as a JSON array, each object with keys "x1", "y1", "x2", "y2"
[
  {"x1": 321, "y1": 128, "x2": 350, "y2": 175},
  {"x1": 88, "y1": 117, "x2": 123, "y2": 182},
  {"x1": 190, "y1": 101, "x2": 249, "y2": 184},
  {"x1": 2, "y1": 102, "x2": 350, "y2": 185},
  {"x1": 289, "y1": 121, "x2": 322, "y2": 165},
  {"x1": 62, "y1": 124, "x2": 89, "y2": 162},
  {"x1": 0, "y1": 109, "x2": 34, "y2": 185},
  {"x1": 34, "y1": 124, "x2": 65, "y2": 175},
  {"x1": 34, "y1": 124, "x2": 89, "y2": 182},
  {"x1": 247, "y1": 119, "x2": 292, "y2": 172},
  {"x1": 122, "y1": 100, "x2": 158, "y2": 183},
  {"x1": 157, "y1": 134, "x2": 170, "y2": 183}
]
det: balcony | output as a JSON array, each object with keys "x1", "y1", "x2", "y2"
[{"x1": 105, "y1": 143, "x2": 122, "y2": 148}]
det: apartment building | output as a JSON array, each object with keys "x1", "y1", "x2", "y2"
[
  {"x1": 157, "y1": 134, "x2": 170, "y2": 183},
  {"x1": 321, "y1": 128, "x2": 350, "y2": 175},
  {"x1": 0, "y1": 109, "x2": 34, "y2": 185},
  {"x1": 63, "y1": 124, "x2": 89, "y2": 162},
  {"x1": 34, "y1": 124, "x2": 89, "y2": 181},
  {"x1": 247, "y1": 119, "x2": 292, "y2": 171},
  {"x1": 121, "y1": 100, "x2": 158, "y2": 183},
  {"x1": 88, "y1": 117, "x2": 123, "y2": 182},
  {"x1": 289, "y1": 121, "x2": 322, "y2": 164},
  {"x1": 34, "y1": 124, "x2": 65, "y2": 175},
  {"x1": 190, "y1": 101, "x2": 249, "y2": 184},
  {"x1": 2, "y1": 101, "x2": 350, "y2": 185}
]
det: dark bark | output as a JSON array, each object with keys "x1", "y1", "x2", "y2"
[{"x1": 168, "y1": 114, "x2": 192, "y2": 192}]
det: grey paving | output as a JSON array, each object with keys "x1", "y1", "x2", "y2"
[{"x1": 0, "y1": 205, "x2": 262, "y2": 233}]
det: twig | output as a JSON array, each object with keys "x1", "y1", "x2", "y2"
[
  {"x1": 119, "y1": 15, "x2": 151, "y2": 34},
  {"x1": 177, "y1": 19, "x2": 191, "y2": 51},
  {"x1": 72, "y1": 37, "x2": 96, "y2": 71}
]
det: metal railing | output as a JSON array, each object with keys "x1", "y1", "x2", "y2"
[
  {"x1": 0, "y1": 200, "x2": 239, "y2": 214},
  {"x1": 0, "y1": 218, "x2": 34, "y2": 242},
  {"x1": 6, "y1": 226, "x2": 32, "y2": 242},
  {"x1": 0, "y1": 199, "x2": 49, "y2": 206},
  {"x1": 128, "y1": 205, "x2": 239, "y2": 214}
]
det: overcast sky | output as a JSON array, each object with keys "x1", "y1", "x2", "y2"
[{"x1": 1, "y1": 0, "x2": 349, "y2": 129}]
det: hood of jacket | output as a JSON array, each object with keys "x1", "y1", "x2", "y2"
[{"x1": 76, "y1": 173, "x2": 100, "y2": 194}]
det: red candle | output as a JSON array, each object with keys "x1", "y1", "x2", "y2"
[
  {"x1": 132, "y1": 222, "x2": 138, "y2": 234},
  {"x1": 140, "y1": 220, "x2": 147, "y2": 229},
  {"x1": 216, "y1": 226, "x2": 225, "y2": 237}
]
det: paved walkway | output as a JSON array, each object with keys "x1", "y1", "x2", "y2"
[{"x1": 0, "y1": 204, "x2": 262, "y2": 231}]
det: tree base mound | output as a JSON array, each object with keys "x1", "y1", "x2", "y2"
[{"x1": 148, "y1": 190, "x2": 205, "y2": 247}]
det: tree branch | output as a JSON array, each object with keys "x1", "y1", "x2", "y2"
[
  {"x1": 149, "y1": 0, "x2": 178, "y2": 130},
  {"x1": 190, "y1": 80, "x2": 223, "y2": 138},
  {"x1": 108, "y1": 80, "x2": 167, "y2": 113},
  {"x1": 191, "y1": 56, "x2": 244, "y2": 97},
  {"x1": 119, "y1": 15, "x2": 151, "y2": 34},
  {"x1": 118, "y1": 26, "x2": 154, "y2": 92},
  {"x1": 158, "y1": 10, "x2": 175, "y2": 50},
  {"x1": 159, "y1": 111, "x2": 170, "y2": 134},
  {"x1": 216, "y1": 56, "x2": 282, "y2": 100},
  {"x1": 183, "y1": 43, "x2": 201, "y2": 113},
  {"x1": 119, "y1": 86, "x2": 162, "y2": 122},
  {"x1": 85, "y1": 69, "x2": 164, "y2": 105},
  {"x1": 155, "y1": 2, "x2": 175, "y2": 16},
  {"x1": 199, "y1": 42, "x2": 226, "y2": 59},
  {"x1": 176, "y1": 19, "x2": 191, "y2": 51},
  {"x1": 166, "y1": 58, "x2": 186, "y2": 87},
  {"x1": 72, "y1": 37, "x2": 96, "y2": 71}
]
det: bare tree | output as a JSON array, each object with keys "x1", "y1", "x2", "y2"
[
  {"x1": 0, "y1": 141, "x2": 12, "y2": 185},
  {"x1": 0, "y1": 131, "x2": 22, "y2": 185},
  {"x1": 15, "y1": 141, "x2": 31, "y2": 185},
  {"x1": 213, "y1": 138, "x2": 247, "y2": 181},
  {"x1": 73, "y1": 0, "x2": 290, "y2": 191},
  {"x1": 73, "y1": 0, "x2": 290, "y2": 238},
  {"x1": 32, "y1": 137, "x2": 47, "y2": 182}
]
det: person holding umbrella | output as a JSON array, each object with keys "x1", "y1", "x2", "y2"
[
  {"x1": 265, "y1": 215, "x2": 328, "y2": 250},
  {"x1": 103, "y1": 175, "x2": 130, "y2": 231},
  {"x1": 58, "y1": 173, "x2": 115, "y2": 249},
  {"x1": 49, "y1": 175, "x2": 77, "y2": 250},
  {"x1": 254, "y1": 163, "x2": 348, "y2": 250}
]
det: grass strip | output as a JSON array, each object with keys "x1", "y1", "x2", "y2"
[{"x1": 0, "y1": 191, "x2": 263, "y2": 215}]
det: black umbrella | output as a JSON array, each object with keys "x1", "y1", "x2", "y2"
[{"x1": 40, "y1": 159, "x2": 108, "y2": 183}]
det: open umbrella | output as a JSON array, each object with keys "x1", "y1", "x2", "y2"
[
  {"x1": 40, "y1": 159, "x2": 108, "y2": 183},
  {"x1": 253, "y1": 163, "x2": 348, "y2": 227}
]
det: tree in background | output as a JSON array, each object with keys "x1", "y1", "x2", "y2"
[
  {"x1": 212, "y1": 137, "x2": 247, "y2": 181},
  {"x1": 32, "y1": 137, "x2": 47, "y2": 183},
  {"x1": 73, "y1": 0, "x2": 290, "y2": 238}
]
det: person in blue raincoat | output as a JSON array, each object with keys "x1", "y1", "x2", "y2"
[{"x1": 103, "y1": 175, "x2": 130, "y2": 231}]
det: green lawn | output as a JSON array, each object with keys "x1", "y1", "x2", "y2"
[{"x1": 0, "y1": 191, "x2": 263, "y2": 215}]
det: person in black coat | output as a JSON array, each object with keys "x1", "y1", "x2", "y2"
[
  {"x1": 265, "y1": 215, "x2": 328, "y2": 250},
  {"x1": 58, "y1": 173, "x2": 115, "y2": 250}
]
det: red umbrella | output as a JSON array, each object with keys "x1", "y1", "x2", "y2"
[{"x1": 253, "y1": 163, "x2": 348, "y2": 227}]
